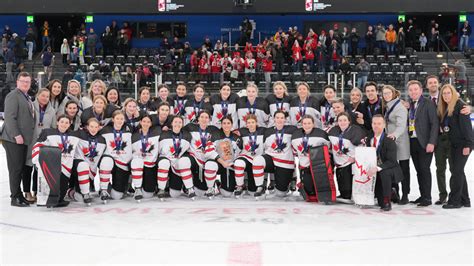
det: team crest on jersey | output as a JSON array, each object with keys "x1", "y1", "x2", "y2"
[
  {"x1": 216, "y1": 112, "x2": 225, "y2": 121},
  {"x1": 110, "y1": 140, "x2": 127, "y2": 151},
  {"x1": 58, "y1": 142, "x2": 74, "y2": 154},
  {"x1": 194, "y1": 137, "x2": 210, "y2": 150},
  {"x1": 244, "y1": 142, "x2": 259, "y2": 153},
  {"x1": 271, "y1": 140, "x2": 287, "y2": 152},
  {"x1": 188, "y1": 111, "x2": 197, "y2": 122},
  {"x1": 295, "y1": 112, "x2": 303, "y2": 123},
  {"x1": 297, "y1": 142, "x2": 309, "y2": 154},
  {"x1": 142, "y1": 142, "x2": 155, "y2": 154},
  {"x1": 332, "y1": 143, "x2": 348, "y2": 155}
]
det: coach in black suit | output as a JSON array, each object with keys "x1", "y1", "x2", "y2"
[
  {"x1": 366, "y1": 115, "x2": 403, "y2": 211},
  {"x1": 406, "y1": 80, "x2": 439, "y2": 207},
  {"x1": 1, "y1": 72, "x2": 36, "y2": 207}
]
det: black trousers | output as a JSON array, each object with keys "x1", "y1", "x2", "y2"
[
  {"x1": 22, "y1": 165, "x2": 38, "y2": 192},
  {"x1": 393, "y1": 159, "x2": 410, "y2": 196},
  {"x1": 410, "y1": 138, "x2": 434, "y2": 202},
  {"x1": 261, "y1": 154, "x2": 294, "y2": 192},
  {"x1": 375, "y1": 170, "x2": 393, "y2": 206},
  {"x1": 3, "y1": 141, "x2": 28, "y2": 198},
  {"x1": 448, "y1": 147, "x2": 471, "y2": 206},
  {"x1": 218, "y1": 163, "x2": 236, "y2": 193},
  {"x1": 336, "y1": 164, "x2": 353, "y2": 199}
]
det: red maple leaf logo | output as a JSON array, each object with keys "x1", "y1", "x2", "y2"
[
  {"x1": 109, "y1": 140, "x2": 116, "y2": 149},
  {"x1": 82, "y1": 147, "x2": 90, "y2": 156},
  {"x1": 333, "y1": 143, "x2": 339, "y2": 152},
  {"x1": 244, "y1": 143, "x2": 252, "y2": 151},
  {"x1": 216, "y1": 112, "x2": 224, "y2": 120},
  {"x1": 195, "y1": 140, "x2": 202, "y2": 149},
  {"x1": 296, "y1": 112, "x2": 302, "y2": 122},
  {"x1": 174, "y1": 107, "x2": 179, "y2": 115},
  {"x1": 271, "y1": 141, "x2": 278, "y2": 150},
  {"x1": 243, "y1": 112, "x2": 251, "y2": 122},
  {"x1": 297, "y1": 143, "x2": 304, "y2": 152},
  {"x1": 58, "y1": 143, "x2": 64, "y2": 151},
  {"x1": 188, "y1": 111, "x2": 196, "y2": 121}
]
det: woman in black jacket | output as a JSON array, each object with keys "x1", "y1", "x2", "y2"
[{"x1": 438, "y1": 84, "x2": 473, "y2": 209}]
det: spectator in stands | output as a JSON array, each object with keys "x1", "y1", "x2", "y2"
[
  {"x1": 405, "y1": 19, "x2": 415, "y2": 48},
  {"x1": 340, "y1": 27, "x2": 349, "y2": 57},
  {"x1": 397, "y1": 27, "x2": 406, "y2": 55},
  {"x1": 319, "y1": 30, "x2": 327, "y2": 49},
  {"x1": 350, "y1": 28, "x2": 360, "y2": 57},
  {"x1": 86, "y1": 28, "x2": 98, "y2": 57},
  {"x1": 325, "y1": 30, "x2": 338, "y2": 52},
  {"x1": 60, "y1": 38, "x2": 70, "y2": 66},
  {"x1": 203, "y1": 37, "x2": 212, "y2": 50},
  {"x1": 198, "y1": 53, "x2": 210, "y2": 82},
  {"x1": 25, "y1": 25, "x2": 35, "y2": 61},
  {"x1": 214, "y1": 39, "x2": 223, "y2": 53},
  {"x1": 62, "y1": 67, "x2": 74, "y2": 88},
  {"x1": 69, "y1": 35, "x2": 78, "y2": 63},
  {"x1": 419, "y1": 33, "x2": 427, "y2": 52},
  {"x1": 78, "y1": 37, "x2": 85, "y2": 64},
  {"x1": 123, "y1": 66, "x2": 134, "y2": 89},
  {"x1": 385, "y1": 24, "x2": 397, "y2": 55},
  {"x1": 210, "y1": 51, "x2": 222, "y2": 82},
  {"x1": 272, "y1": 42, "x2": 284, "y2": 73},
  {"x1": 375, "y1": 23, "x2": 386, "y2": 51},
  {"x1": 190, "y1": 50, "x2": 199, "y2": 75},
  {"x1": 160, "y1": 37, "x2": 171, "y2": 53},
  {"x1": 40, "y1": 21, "x2": 50, "y2": 50},
  {"x1": 41, "y1": 46, "x2": 55, "y2": 81},
  {"x1": 355, "y1": 58, "x2": 370, "y2": 88},
  {"x1": 459, "y1": 21, "x2": 471, "y2": 52},
  {"x1": 240, "y1": 18, "x2": 253, "y2": 44},
  {"x1": 5, "y1": 48, "x2": 15, "y2": 83},
  {"x1": 110, "y1": 66, "x2": 122, "y2": 87},
  {"x1": 117, "y1": 29, "x2": 129, "y2": 55},
  {"x1": 244, "y1": 51, "x2": 256, "y2": 81},
  {"x1": 10, "y1": 33, "x2": 23, "y2": 65},
  {"x1": 339, "y1": 57, "x2": 352, "y2": 88},
  {"x1": 365, "y1": 25, "x2": 375, "y2": 55},
  {"x1": 122, "y1": 22, "x2": 133, "y2": 45},
  {"x1": 3, "y1": 25, "x2": 12, "y2": 40},
  {"x1": 454, "y1": 59, "x2": 467, "y2": 93},
  {"x1": 171, "y1": 36, "x2": 184, "y2": 60},
  {"x1": 221, "y1": 41, "x2": 230, "y2": 56},
  {"x1": 329, "y1": 40, "x2": 341, "y2": 71},
  {"x1": 429, "y1": 24, "x2": 440, "y2": 52},
  {"x1": 101, "y1": 26, "x2": 114, "y2": 56},
  {"x1": 262, "y1": 50, "x2": 273, "y2": 89},
  {"x1": 292, "y1": 40, "x2": 303, "y2": 72},
  {"x1": 304, "y1": 38, "x2": 316, "y2": 72},
  {"x1": 315, "y1": 41, "x2": 327, "y2": 74}
]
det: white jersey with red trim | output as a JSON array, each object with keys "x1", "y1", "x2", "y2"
[
  {"x1": 184, "y1": 124, "x2": 220, "y2": 166},
  {"x1": 263, "y1": 125, "x2": 297, "y2": 169},
  {"x1": 291, "y1": 128, "x2": 330, "y2": 168},
  {"x1": 236, "y1": 96, "x2": 269, "y2": 128},
  {"x1": 101, "y1": 125, "x2": 133, "y2": 170},
  {"x1": 183, "y1": 98, "x2": 213, "y2": 125},
  {"x1": 236, "y1": 127, "x2": 266, "y2": 163},
  {"x1": 74, "y1": 130, "x2": 107, "y2": 177},
  {"x1": 328, "y1": 125, "x2": 366, "y2": 168},
  {"x1": 158, "y1": 130, "x2": 192, "y2": 160},
  {"x1": 265, "y1": 94, "x2": 292, "y2": 127},
  {"x1": 131, "y1": 128, "x2": 162, "y2": 168},
  {"x1": 210, "y1": 93, "x2": 239, "y2": 129},
  {"x1": 289, "y1": 96, "x2": 322, "y2": 128},
  {"x1": 172, "y1": 95, "x2": 191, "y2": 116},
  {"x1": 320, "y1": 100, "x2": 337, "y2": 132},
  {"x1": 32, "y1": 128, "x2": 81, "y2": 178}
]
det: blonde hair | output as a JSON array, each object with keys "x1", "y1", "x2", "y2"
[
  {"x1": 122, "y1": 98, "x2": 138, "y2": 111},
  {"x1": 67, "y1": 79, "x2": 82, "y2": 97},
  {"x1": 381, "y1": 85, "x2": 401, "y2": 111},
  {"x1": 296, "y1": 82, "x2": 311, "y2": 97},
  {"x1": 246, "y1": 83, "x2": 259, "y2": 94},
  {"x1": 88, "y1": 79, "x2": 107, "y2": 100},
  {"x1": 272, "y1": 81, "x2": 289, "y2": 96},
  {"x1": 438, "y1": 84, "x2": 459, "y2": 119},
  {"x1": 93, "y1": 95, "x2": 108, "y2": 105}
]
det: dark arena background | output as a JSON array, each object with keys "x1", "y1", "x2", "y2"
[{"x1": 0, "y1": 0, "x2": 473, "y2": 265}]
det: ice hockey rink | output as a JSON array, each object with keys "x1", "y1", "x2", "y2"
[{"x1": 0, "y1": 146, "x2": 473, "y2": 265}]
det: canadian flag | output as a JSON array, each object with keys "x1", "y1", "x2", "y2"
[
  {"x1": 158, "y1": 0, "x2": 166, "y2": 12},
  {"x1": 305, "y1": 0, "x2": 313, "y2": 11}
]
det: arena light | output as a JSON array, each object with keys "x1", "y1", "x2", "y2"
[
  {"x1": 398, "y1": 15, "x2": 405, "y2": 22},
  {"x1": 459, "y1": 15, "x2": 467, "y2": 23},
  {"x1": 85, "y1": 15, "x2": 94, "y2": 23},
  {"x1": 26, "y1": 15, "x2": 34, "y2": 23},
  {"x1": 436, "y1": 54, "x2": 444, "y2": 58}
]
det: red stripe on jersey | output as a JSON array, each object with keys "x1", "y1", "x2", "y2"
[
  {"x1": 99, "y1": 170, "x2": 112, "y2": 174},
  {"x1": 78, "y1": 170, "x2": 89, "y2": 176},
  {"x1": 144, "y1": 161, "x2": 155, "y2": 167},
  {"x1": 235, "y1": 173, "x2": 245, "y2": 177},
  {"x1": 252, "y1": 165, "x2": 264, "y2": 170},
  {"x1": 79, "y1": 179, "x2": 90, "y2": 185},
  {"x1": 239, "y1": 154, "x2": 254, "y2": 161},
  {"x1": 157, "y1": 177, "x2": 168, "y2": 182},
  {"x1": 182, "y1": 174, "x2": 193, "y2": 180},
  {"x1": 205, "y1": 176, "x2": 216, "y2": 180},
  {"x1": 33, "y1": 143, "x2": 44, "y2": 150},
  {"x1": 158, "y1": 169, "x2": 169, "y2": 173},
  {"x1": 100, "y1": 178, "x2": 110, "y2": 182},
  {"x1": 253, "y1": 173, "x2": 265, "y2": 177},
  {"x1": 204, "y1": 169, "x2": 216, "y2": 174},
  {"x1": 62, "y1": 164, "x2": 72, "y2": 173},
  {"x1": 132, "y1": 175, "x2": 142, "y2": 179},
  {"x1": 131, "y1": 168, "x2": 143, "y2": 171},
  {"x1": 234, "y1": 166, "x2": 245, "y2": 170},
  {"x1": 31, "y1": 151, "x2": 39, "y2": 159},
  {"x1": 116, "y1": 160, "x2": 128, "y2": 166},
  {"x1": 272, "y1": 157, "x2": 294, "y2": 165},
  {"x1": 205, "y1": 148, "x2": 215, "y2": 153}
]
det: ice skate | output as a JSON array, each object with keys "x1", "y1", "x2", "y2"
[
  {"x1": 157, "y1": 189, "x2": 166, "y2": 201},
  {"x1": 134, "y1": 187, "x2": 143, "y2": 202},
  {"x1": 186, "y1": 187, "x2": 196, "y2": 200},
  {"x1": 83, "y1": 193, "x2": 92, "y2": 206},
  {"x1": 204, "y1": 187, "x2": 215, "y2": 199},
  {"x1": 254, "y1": 186, "x2": 266, "y2": 201},
  {"x1": 234, "y1": 186, "x2": 244, "y2": 198},
  {"x1": 100, "y1": 189, "x2": 110, "y2": 204}
]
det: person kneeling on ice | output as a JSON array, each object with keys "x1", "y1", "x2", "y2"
[
  {"x1": 68, "y1": 118, "x2": 106, "y2": 205},
  {"x1": 130, "y1": 115, "x2": 161, "y2": 202},
  {"x1": 364, "y1": 115, "x2": 403, "y2": 211},
  {"x1": 182, "y1": 110, "x2": 221, "y2": 198},
  {"x1": 98, "y1": 110, "x2": 133, "y2": 203},
  {"x1": 291, "y1": 115, "x2": 334, "y2": 203},
  {"x1": 252, "y1": 110, "x2": 297, "y2": 199},
  {"x1": 157, "y1": 116, "x2": 195, "y2": 199},
  {"x1": 32, "y1": 115, "x2": 81, "y2": 207}
]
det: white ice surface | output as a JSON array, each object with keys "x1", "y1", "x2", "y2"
[{"x1": 0, "y1": 145, "x2": 473, "y2": 265}]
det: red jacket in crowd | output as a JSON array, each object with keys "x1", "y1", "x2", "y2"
[
  {"x1": 262, "y1": 57, "x2": 273, "y2": 72},
  {"x1": 210, "y1": 54, "x2": 222, "y2": 73},
  {"x1": 198, "y1": 57, "x2": 210, "y2": 74},
  {"x1": 292, "y1": 43, "x2": 303, "y2": 61}
]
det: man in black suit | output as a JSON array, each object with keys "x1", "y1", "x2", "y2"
[
  {"x1": 407, "y1": 80, "x2": 439, "y2": 207},
  {"x1": 366, "y1": 115, "x2": 403, "y2": 211},
  {"x1": 1, "y1": 72, "x2": 36, "y2": 207}
]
